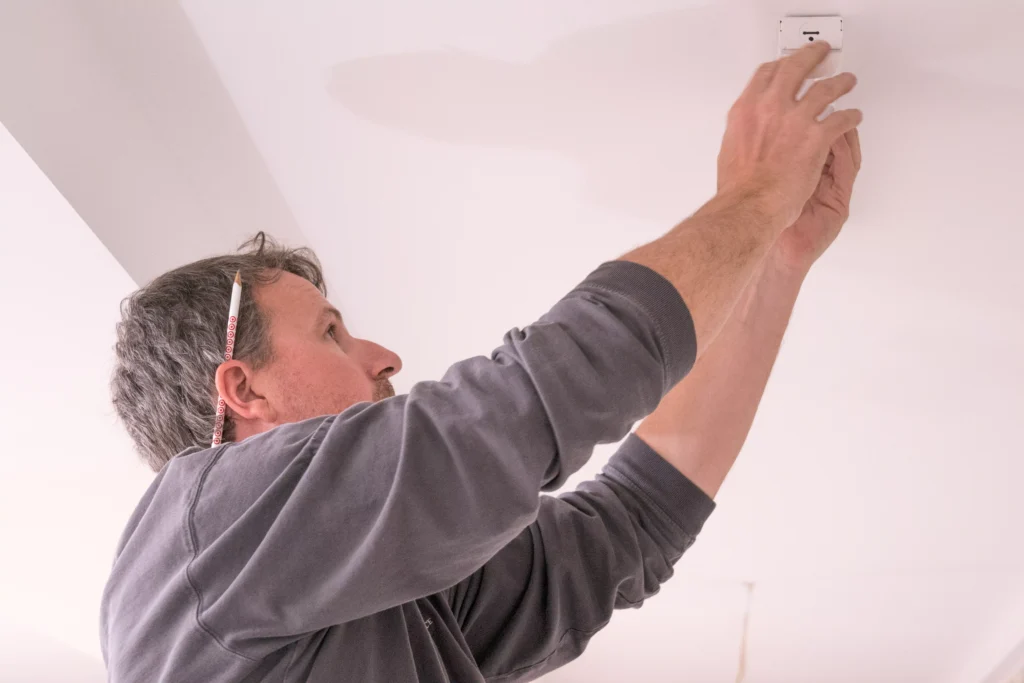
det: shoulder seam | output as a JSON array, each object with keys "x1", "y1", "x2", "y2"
[{"x1": 182, "y1": 446, "x2": 260, "y2": 663}]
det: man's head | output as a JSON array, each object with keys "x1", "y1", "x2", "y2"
[{"x1": 112, "y1": 233, "x2": 402, "y2": 471}]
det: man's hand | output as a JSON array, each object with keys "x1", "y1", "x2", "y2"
[
  {"x1": 772, "y1": 128, "x2": 863, "y2": 273},
  {"x1": 620, "y1": 43, "x2": 863, "y2": 354},
  {"x1": 717, "y1": 41, "x2": 863, "y2": 229}
]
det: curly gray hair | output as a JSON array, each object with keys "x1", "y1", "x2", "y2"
[{"x1": 111, "y1": 233, "x2": 326, "y2": 471}]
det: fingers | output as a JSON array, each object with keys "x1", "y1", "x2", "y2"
[
  {"x1": 846, "y1": 128, "x2": 862, "y2": 171},
  {"x1": 801, "y1": 72, "x2": 858, "y2": 116},
  {"x1": 822, "y1": 108, "x2": 864, "y2": 141},
  {"x1": 775, "y1": 41, "x2": 832, "y2": 96},
  {"x1": 747, "y1": 60, "x2": 779, "y2": 93}
]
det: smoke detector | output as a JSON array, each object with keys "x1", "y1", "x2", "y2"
[{"x1": 779, "y1": 16, "x2": 843, "y2": 79}]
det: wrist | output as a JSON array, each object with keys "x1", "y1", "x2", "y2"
[
  {"x1": 765, "y1": 243, "x2": 813, "y2": 283},
  {"x1": 715, "y1": 178, "x2": 794, "y2": 236}
]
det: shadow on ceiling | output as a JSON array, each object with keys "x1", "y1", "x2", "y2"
[{"x1": 326, "y1": 5, "x2": 1023, "y2": 224}]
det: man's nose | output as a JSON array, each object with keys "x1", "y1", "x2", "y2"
[{"x1": 362, "y1": 339, "x2": 402, "y2": 379}]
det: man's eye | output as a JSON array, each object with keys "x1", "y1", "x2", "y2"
[{"x1": 326, "y1": 324, "x2": 338, "y2": 340}]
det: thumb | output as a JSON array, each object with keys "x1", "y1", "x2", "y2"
[{"x1": 828, "y1": 132, "x2": 857, "y2": 196}]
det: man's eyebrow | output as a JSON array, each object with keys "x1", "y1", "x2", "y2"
[{"x1": 316, "y1": 306, "x2": 344, "y2": 327}]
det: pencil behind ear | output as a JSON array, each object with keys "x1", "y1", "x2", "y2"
[
  {"x1": 214, "y1": 359, "x2": 276, "y2": 441},
  {"x1": 212, "y1": 271, "x2": 244, "y2": 445}
]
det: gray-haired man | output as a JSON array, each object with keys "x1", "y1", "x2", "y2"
[{"x1": 102, "y1": 42, "x2": 861, "y2": 682}]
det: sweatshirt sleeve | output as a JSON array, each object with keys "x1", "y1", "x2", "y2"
[
  {"x1": 448, "y1": 434, "x2": 716, "y2": 682},
  {"x1": 187, "y1": 261, "x2": 697, "y2": 656}
]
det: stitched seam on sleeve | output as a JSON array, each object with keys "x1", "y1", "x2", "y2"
[
  {"x1": 571, "y1": 283, "x2": 674, "y2": 392},
  {"x1": 485, "y1": 623, "x2": 610, "y2": 682},
  {"x1": 602, "y1": 464, "x2": 696, "y2": 546},
  {"x1": 182, "y1": 447, "x2": 259, "y2": 663}
]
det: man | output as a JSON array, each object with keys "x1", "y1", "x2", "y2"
[{"x1": 102, "y1": 42, "x2": 861, "y2": 682}]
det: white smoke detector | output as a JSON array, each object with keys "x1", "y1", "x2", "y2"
[{"x1": 779, "y1": 16, "x2": 843, "y2": 80}]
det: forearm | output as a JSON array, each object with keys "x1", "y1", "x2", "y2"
[
  {"x1": 619, "y1": 185, "x2": 789, "y2": 356},
  {"x1": 455, "y1": 436, "x2": 715, "y2": 681},
  {"x1": 635, "y1": 252, "x2": 808, "y2": 497}
]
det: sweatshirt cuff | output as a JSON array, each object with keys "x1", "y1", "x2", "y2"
[
  {"x1": 603, "y1": 433, "x2": 716, "y2": 544},
  {"x1": 575, "y1": 260, "x2": 697, "y2": 390}
]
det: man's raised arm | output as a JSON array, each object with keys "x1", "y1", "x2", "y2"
[
  {"x1": 638, "y1": 125, "x2": 863, "y2": 497},
  {"x1": 621, "y1": 41, "x2": 861, "y2": 355}
]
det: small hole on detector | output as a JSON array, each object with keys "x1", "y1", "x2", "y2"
[{"x1": 808, "y1": 36, "x2": 814, "y2": 41}]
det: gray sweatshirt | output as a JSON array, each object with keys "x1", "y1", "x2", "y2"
[{"x1": 100, "y1": 261, "x2": 715, "y2": 682}]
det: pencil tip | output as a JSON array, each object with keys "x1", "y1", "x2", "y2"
[{"x1": 234, "y1": 271, "x2": 242, "y2": 286}]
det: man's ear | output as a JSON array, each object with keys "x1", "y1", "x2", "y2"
[{"x1": 214, "y1": 360, "x2": 275, "y2": 425}]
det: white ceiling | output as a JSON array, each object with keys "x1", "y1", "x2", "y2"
[
  {"x1": 3, "y1": 0, "x2": 1022, "y2": 681},
  {"x1": 173, "y1": 2, "x2": 1024, "y2": 678}
]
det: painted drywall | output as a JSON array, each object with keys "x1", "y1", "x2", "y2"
[
  {"x1": 0, "y1": 0, "x2": 308, "y2": 286},
  {"x1": 0, "y1": 121, "x2": 151, "y2": 679}
]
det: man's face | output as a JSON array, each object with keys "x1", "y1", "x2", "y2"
[{"x1": 248, "y1": 270, "x2": 402, "y2": 426}]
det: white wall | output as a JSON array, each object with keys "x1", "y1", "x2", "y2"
[
  {"x1": 0, "y1": 122, "x2": 152, "y2": 680},
  {"x1": 0, "y1": 0, "x2": 307, "y2": 286}
]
